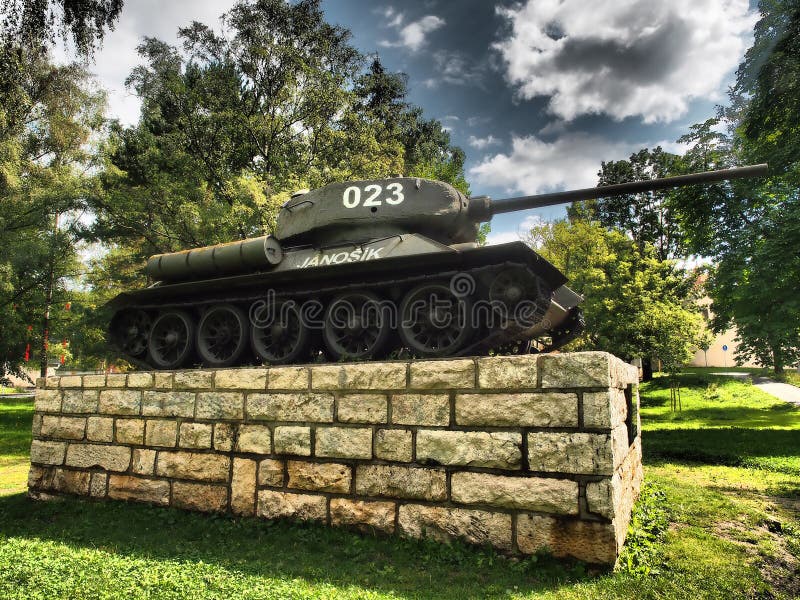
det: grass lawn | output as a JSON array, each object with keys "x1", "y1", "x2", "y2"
[{"x1": 1, "y1": 372, "x2": 798, "y2": 599}]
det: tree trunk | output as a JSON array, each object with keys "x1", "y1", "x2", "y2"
[
  {"x1": 772, "y1": 343, "x2": 784, "y2": 375},
  {"x1": 642, "y1": 358, "x2": 653, "y2": 382},
  {"x1": 39, "y1": 261, "x2": 54, "y2": 378},
  {"x1": 39, "y1": 212, "x2": 58, "y2": 378}
]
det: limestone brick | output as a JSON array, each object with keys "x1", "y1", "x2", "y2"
[
  {"x1": 409, "y1": 359, "x2": 474, "y2": 389},
  {"x1": 390, "y1": 394, "x2": 449, "y2": 426},
  {"x1": 416, "y1": 431, "x2": 522, "y2": 470},
  {"x1": 287, "y1": 461, "x2": 350, "y2": 493},
  {"x1": 273, "y1": 426, "x2": 311, "y2": 456},
  {"x1": 398, "y1": 505, "x2": 512, "y2": 551},
  {"x1": 337, "y1": 394, "x2": 387, "y2": 423},
  {"x1": 330, "y1": 499, "x2": 395, "y2": 534},
  {"x1": 257, "y1": 490, "x2": 326, "y2": 521},
  {"x1": 455, "y1": 392, "x2": 578, "y2": 427},
  {"x1": 247, "y1": 393, "x2": 333, "y2": 422},
  {"x1": 355, "y1": 465, "x2": 446, "y2": 501},
  {"x1": 315, "y1": 427, "x2": 372, "y2": 460},
  {"x1": 477, "y1": 355, "x2": 538, "y2": 389}
]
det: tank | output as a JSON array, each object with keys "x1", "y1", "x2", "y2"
[{"x1": 107, "y1": 164, "x2": 768, "y2": 369}]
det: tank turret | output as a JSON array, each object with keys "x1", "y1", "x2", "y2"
[{"x1": 110, "y1": 164, "x2": 767, "y2": 370}]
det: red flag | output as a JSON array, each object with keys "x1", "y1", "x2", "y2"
[{"x1": 24, "y1": 344, "x2": 30, "y2": 362}]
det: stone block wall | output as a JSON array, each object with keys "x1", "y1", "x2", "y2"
[{"x1": 28, "y1": 351, "x2": 642, "y2": 564}]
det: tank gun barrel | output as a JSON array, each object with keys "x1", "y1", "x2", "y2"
[{"x1": 471, "y1": 163, "x2": 768, "y2": 219}]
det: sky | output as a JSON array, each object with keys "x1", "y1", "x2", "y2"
[{"x1": 62, "y1": 0, "x2": 759, "y2": 245}]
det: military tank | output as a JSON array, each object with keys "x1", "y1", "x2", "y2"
[{"x1": 107, "y1": 164, "x2": 768, "y2": 369}]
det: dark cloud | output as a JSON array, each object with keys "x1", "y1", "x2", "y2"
[{"x1": 553, "y1": 16, "x2": 691, "y2": 85}]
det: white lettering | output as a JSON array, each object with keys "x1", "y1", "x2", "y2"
[
  {"x1": 341, "y1": 183, "x2": 405, "y2": 208},
  {"x1": 298, "y1": 244, "x2": 389, "y2": 269}
]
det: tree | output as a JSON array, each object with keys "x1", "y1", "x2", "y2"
[
  {"x1": 572, "y1": 147, "x2": 686, "y2": 260},
  {"x1": 1, "y1": 0, "x2": 123, "y2": 56},
  {"x1": 706, "y1": 199, "x2": 800, "y2": 373},
  {"x1": 355, "y1": 57, "x2": 469, "y2": 193},
  {"x1": 735, "y1": 0, "x2": 800, "y2": 182},
  {"x1": 674, "y1": 1, "x2": 800, "y2": 373},
  {"x1": 90, "y1": 0, "x2": 465, "y2": 266},
  {"x1": 0, "y1": 49, "x2": 104, "y2": 382},
  {"x1": 525, "y1": 219, "x2": 703, "y2": 371}
]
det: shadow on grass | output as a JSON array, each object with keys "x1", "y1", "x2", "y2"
[
  {"x1": 644, "y1": 372, "x2": 749, "y2": 390},
  {"x1": 644, "y1": 428, "x2": 800, "y2": 477},
  {"x1": 642, "y1": 403, "x2": 799, "y2": 429},
  {"x1": 640, "y1": 373, "x2": 800, "y2": 428},
  {"x1": 0, "y1": 493, "x2": 595, "y2": 599}
]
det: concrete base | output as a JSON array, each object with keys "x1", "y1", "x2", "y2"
[{"x1": 28, "y1": 352, "x2": 642, "y2": 564}]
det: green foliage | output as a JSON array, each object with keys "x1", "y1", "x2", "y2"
[
  {"x1": 576, "y1": 147, "x2": 686, "y2": 260},
  {"x1": 89, "y1": 0, "x2": 466, "y2": 271},
  {"x1": 0, "y1": 0, "x2": 123, "y2": 56},
  {"x1": 673, "y1": 2, "x2": 800, "y2": 373},
  {"x1": 616, "y1": 483, "x2": 670, "y2": 576},
  {"x1": 0, "y1": 49, "x2": 105, "y2": 381},
  {"x1": 0, "y1": 397, "x2": 33, "y2": 467},
  {"x1": 735, "y1": 0, "x2": 800, "y2": 182},
  {"x1": 526, "y1": 219, "x2": 702, "y2": 367},
  {"x1": 708, "y1": 199, "x2": 800, "y2": 372}
]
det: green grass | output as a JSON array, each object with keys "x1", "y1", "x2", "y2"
[
  {"x1": 779, "y1": 371, "x2": 800, "y2": 387},
  {"x1": 0, "y1": 374, "x2": 798, "y2": 599},
  {"x1": 640, "y1": 371, "x2": 800, "y2": 475},
  {"x1": 0, "y1": 385, "x2": 31, "y2": 394},
  {"x1": 0, "y1": 398, "x2": 34, "y2": 496}
]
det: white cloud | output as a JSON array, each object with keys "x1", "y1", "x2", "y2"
[
  {"x1": 537, "y1": 120, "x2": 568, "y2": 137},
  {"x1": 379, "y1": 6, "x2": 404, "y2": 28},
  {"x1": 486, "y1": 231, "x2": 521, "y2": 246},
  {"x1": 400, "y1": 15, "x2": 445, "y2": 50},
  {"x1": 466, "y1": 116, "x2": 491, "y2": 128},
  {"x1": 486, "y1": 215, "x2": 544, "y2": 246},
  {"x1": 429, "y1": 50, "x2": 487, "y2": 87},
  {"x1": 380, "y1": 14, "x2": 444, "y2": 51},
  {"x1": 469, "y1": 132, "x2": 639, "y2": 194},
  {"x1": 493, "y1": 0, "x2": 756, "y2": 123},
  {"x1": 468, "y1": 134, "x2": 501, "y2": 149}
]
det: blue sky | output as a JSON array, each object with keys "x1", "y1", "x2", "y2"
[{"x1": 66, "y1": 0, "x2": 759, "y2": 245}]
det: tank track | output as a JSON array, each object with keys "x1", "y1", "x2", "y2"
[{"x1": 110, "y1": 260, "x2": 582, "y2": 370}]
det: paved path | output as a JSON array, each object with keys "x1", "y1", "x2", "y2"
[
  {"x1": 708, "y1": 372, "x2": 751, "y2": 379},
  {"x1": 752, "y1": 377, "x2": 800, "y2": 406}
]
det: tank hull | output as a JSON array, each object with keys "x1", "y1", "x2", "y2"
[{"x1": 108, "y1": 239, "x2": 582, "y2": 369}]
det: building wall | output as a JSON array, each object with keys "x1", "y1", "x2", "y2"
[
  {"x1": 688, "y1": 297, "x2": 760, "y2": 368},
  {"x1": 689, "y1": 327, "x2": 761, "y2": 368},
  {"x1": 28, "y1": 352, "x2": 642, "y2": 565}
]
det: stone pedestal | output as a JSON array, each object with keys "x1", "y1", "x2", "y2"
[{"x1": 28, "y1": 351, "x2": 642, "y2": 564}]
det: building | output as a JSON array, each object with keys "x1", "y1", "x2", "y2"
[{"x1": 688, "y1": 295, "x2": 760, "y2": 368}]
